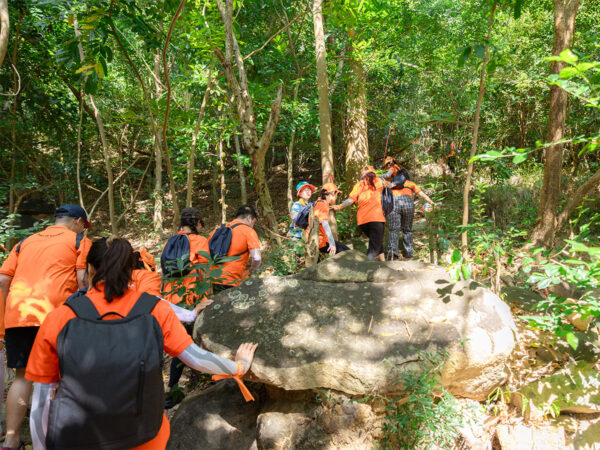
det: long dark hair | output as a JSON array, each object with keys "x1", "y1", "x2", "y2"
[
  {"x1": 360, "y1": 171, "x2": 377, "y2": 189},
  {"x1": 89, "y1": 237, "x2": 135, "y2": 303}
]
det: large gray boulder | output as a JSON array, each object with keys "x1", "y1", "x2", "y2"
[{"x1": 195, "y1": 251, "x2": 517, "y2": 400}]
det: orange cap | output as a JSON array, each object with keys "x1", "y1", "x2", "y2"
[
  {"x1": 322, "y1": 182, "x2": 340, "y2": 194},
  {"x1": 361, "y1": 165, "x2": 375, "y2": 175},
  {"x1": 384, "y1": 157, "x2": 394, "y2": 167}
]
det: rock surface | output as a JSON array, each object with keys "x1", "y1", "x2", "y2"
[
  {"x1": 495, "y1": 423, "x2": 565, "y2": 449},
  {"x1": 512, "y1": 361, "x2": 600, "y2": 414},
  {"x1": 195, "y1": 251, "x2": 518, "y2": 400},
  {"x1": 167, "y1": 380, "x2": 265, "y2": 450}
]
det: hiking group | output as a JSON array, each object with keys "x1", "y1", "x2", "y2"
[
  {"x1": 0, "y1": 158, "x2": 436, "y2": 450},
  {"x1": 0, "y1": 204, "x2": 261, "y2": 449},
  {"x1": 289, "y1": 158, "x2": 435, "y2": 262}
]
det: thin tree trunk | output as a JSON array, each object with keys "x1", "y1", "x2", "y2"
[
  {"x1": 76, "y1": 88, "x2": 85, "y2": 208},
  {"x1": 530, "y1": 0, "x2": 580, "y2": 247},
  {"x1": 8, "y1": 14, "x2": 20, "y2": 215},
  {"x1": 0, "y1": 0, "x2": 8, "y2": 69},
  {"x1": 234, "y1": 133, "x2": 247, "y2": 204},
  {"x1": 312, "y1": 0, "x2": 334, "y2": 185},
  {"x1": 344, "y1": 44, "x2": 369, "y2": 188},
  {"x1": 153, "y1": 53, "x2": 164, "y2": 231},
  {"x1": 287, "y1": 88, "x2": 298, "y2": 211},
  {"x1": 461, "y1": 2, "x2": 497, "y2": 249},
  {"x1": 162, "y1": 0, "x2": 186, "y2": 228},
  {"x1": 219, "y1": 139, "x2": 227, "y2": 222},
  {"x1": 187, "y1": 72, "x2": 213, "y2": 207}
]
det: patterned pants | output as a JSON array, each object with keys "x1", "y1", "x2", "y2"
[{"x1": 386, "y1": 195, "x2": 414, "y2": 257}]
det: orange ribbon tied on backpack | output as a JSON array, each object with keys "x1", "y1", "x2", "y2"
[{"x1": 212, "y1": 361, "x2": 255, "y2": 402}]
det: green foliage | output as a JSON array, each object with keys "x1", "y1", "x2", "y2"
[
  {"x1": 373, "y1": 349, "x2": 466, "y2": 449},
  {"x1": 260, "y1": 238, "x2": 304, "y2": 276}
]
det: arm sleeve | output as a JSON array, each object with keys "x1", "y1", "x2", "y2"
[
  {"x1": 383, "y1": 169, "x2": 394, "y2": 179},
  {"x1": 161, "y1": 298, "x2": 197, "y2": 323},
  {"x1": 348, "y1": 182, "x2": 361, "y2": 204},
  {"x1": 75, "y1": 237, "x2": 92, "y2": 270},
  {"x1": 341, "y1": 198, "x2": 355, "y2": 208},
  {"x1": 30, "y1": 382, "x2": 58, "y2": 450},
  {"x1": 177, "y1": 343, "x2": 248, "y2": 375},
  {"x1": 321, "y1": 221, "x2": 335, "y2": 247}
]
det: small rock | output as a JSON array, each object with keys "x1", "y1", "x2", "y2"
[{"x1": 495, "y1": 423, "x2": 565, "y2": 449}]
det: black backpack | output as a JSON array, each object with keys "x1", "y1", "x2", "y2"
[
  {"x1": 208, "y1": 223, "x2": 249, "y2": 259},
  {"x1": 293, "y1": 202, "x2": 315, "y2": 230},
  {"x1": 160, "y1": 234, "x2": 192, "y2": 277},
  {"x1": 380, "y1": 177, "x2": 394, "y2": 216},
  {"x1": 47, "y1": 293, "x2": 164, "y2": 450}
]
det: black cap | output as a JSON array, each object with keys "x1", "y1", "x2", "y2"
[{"x1": 54, "y1": 204, "x2": 91, "y2": 228}]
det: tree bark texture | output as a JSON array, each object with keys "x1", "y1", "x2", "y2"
[
  {"x1": 218, "y1": 140, "x2": 227, "y2": 223},
  {"x1": 461, "y1": 2, "x2": 496, "y2": 249},
  {"x1": 287, "y1": 82, "x2": 300, "y2": 210},
  {"x1": 344, "y1": 47, "x2": 369, "y2": 188},
  {"x1": 8, "y1": 14, "x2": 20, "y2": 215},
  {"x1": 215, "y1": 0, "x2": 284, "y2": 232},
  {"x1": 530, "y1": 0, "x2": 580, "y2": 247},
  {"x1": 234, "y1": 133, "x2": 248, "y2": 205},
  {"x1": 0, "y1": 0, "x2": 8, "y2": 69},
  {"x1": 312, "y1": 0, "x2": 334, "y2": 185}
]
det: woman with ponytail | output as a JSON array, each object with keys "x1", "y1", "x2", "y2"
[
  {"x1": 25, "y1": 237, "x2": 257, "y2": 450},
  {"x1": 334, "y1": 165, "x2": 387, "y2": 261}
]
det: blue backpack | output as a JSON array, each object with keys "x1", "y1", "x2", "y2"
[
  {"x1": 160, "y1": 234, "x2": 192, "y2": 277},
  {"x1": 208, "y1": 223, "x2": 249, "y2": 259},
  {"x1": 380, "y1": 177, "x2": 394, "y2": 216}
]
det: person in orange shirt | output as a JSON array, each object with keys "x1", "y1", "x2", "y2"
[
  {"x1": 25, "y1": 238, "x2": 257, "y2": 450},
  {"x1": 311, "y1": 183, "x2": 349, "y2": 256},
  {"x1": 0, "y1": 203, "x2": 92, "y2": 449},
  {"x1": 386, "y1": 168, "x2": 434, "y2": 260},
  {"x1": 334, "y1": 166, "x2": 386, "y2": 261},
  {"x1": 209, "y1": 205, "x2": 262, "y2": 293},
  {"x1": 131, "y1": 247, "x2": 162, "y2": 296},
  {"x1": 162, "y1": 207, "x2": 209, "y2": 305}
]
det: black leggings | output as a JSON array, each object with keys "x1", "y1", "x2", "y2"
[
  {"x1": 319, "y1": 240, "x2": 350, "y2": 254},
  {"x1": 359, "y1": 221, "x2": 385, "y2": 260}
]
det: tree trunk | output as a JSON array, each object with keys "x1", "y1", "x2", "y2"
[
  {"x1": 530, "y1": 0, "x2": 580, "y2": 247},
  {"x1": 187, "y1": 73, "x2": 213, "y2": 207},
  {"x1": 312, "y1": 0, "x2": 334, "y2": 185},
  {"x1": 8, "y1": 14, "x2": 20, "y2": 215},
  {"x1": 0, "y1": 0, "x2": 8, "y2": 69},
  {"x1": 215, "y1": 0, "x2": 284, "y2": 232},
  {"x1": 344, "y1": 46, "x2": 369, "y2": 188},
  {"x1": 287, "y1": 83, "x2": 300, "y2": 210},
  {"x1": 305, "y1": 207, "x2": 320, "y2": 267},
  {"x1": 234, "y1": 133, "x2": 248, "y2": 205},
  {"x1": 162, "y1": 0, "x2": 186, "y2": 229},
  {"x1": 218, "y1": 139, "x2": 227, "y2": 222},
  {"x1": 461, "y1": 2, "x2": 497, "y2": 249},
  {"x1": 153, "y1": 53, "x2": 164, "y2": 232}
]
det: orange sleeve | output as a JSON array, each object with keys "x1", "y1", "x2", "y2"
[
  {"x1": 407, "y1": 181, "x2": 421, "y2": 194},
  {"x1": 0, "y1": 246, "x2": 18, "y2": 277},
  {"x1": 76, "y1": 236, "x2": 92, "y2": 270},
  {"x1": 135, "y1": 271, "x2": 162, "y2": 296},
  {"x1": 152, "y1": 301, "x2": 194, "y2": 357},
  {"x1": 25, "y1": 308, "x2": 73, "y2": 383},
  {"x1": 349, "y1": 182, "x2": 361, "y2": 203},
  {"x1": 191, "y1": 236, "x2": 209, "y2": 264},
  {"x1": 244, "y1": 228, "x2": 260, "y2": 251}
]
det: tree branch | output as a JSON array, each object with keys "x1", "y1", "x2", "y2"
[{"x1": 556, "y1": 168, "x2": 600, "y2": 231}]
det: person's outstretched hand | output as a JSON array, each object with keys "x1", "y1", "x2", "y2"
[
  {"x1": 235, "y1": 342, "x2": 259, "y2": 369},
  {"x1": 328, "y1": 244, "x2": 337, "y2": 256},
  {"x1": 195, "y1": 299, "x2": 214, "y2": 315}
]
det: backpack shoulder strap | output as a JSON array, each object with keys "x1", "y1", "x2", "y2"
[
  {"x1": 65, "y1": 295, "x2": 101, "y2": 320},
  {"x1": 15, "y1": 237, "x2": 28, "y2": 254},
  {"x1": 75, "y1": 233, "x2": 84, "y2": 250},
  {"x1": 127, "y1": 292, "x2": 159, "y2": 318}
]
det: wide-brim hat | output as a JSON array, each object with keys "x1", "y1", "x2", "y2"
[
  {"x1": 296, "y1": 181, "x2": 316, "y2": 196},
  {"x1": 322, "y1": 182, "x2": 340, "y2": 194}
]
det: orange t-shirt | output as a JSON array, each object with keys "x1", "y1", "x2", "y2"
[
  {"x1": 392, "y1": 180, "x2": 421, "y2": 199},
  {"x1": 208, "y1": 220, "x2": 260, "y2": 286},
  {"x1": 162, "y1": 232, "x2": 209, "y2": 305},
  {"x1": 312, "y1": 200, "x2": 331, "y2": 249},
  {"x1": 131, "y1": 270, "x2": 162, "y2": 297},
  {"x1": 0, "y1": 225, "x2": 91, "y2": 329},
  {"x1": 25, "y1": 284, "x2": 193, "y2": 450},
  {"x1": 349, "y1": 179, "x2": 386, "y2": 226}
]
